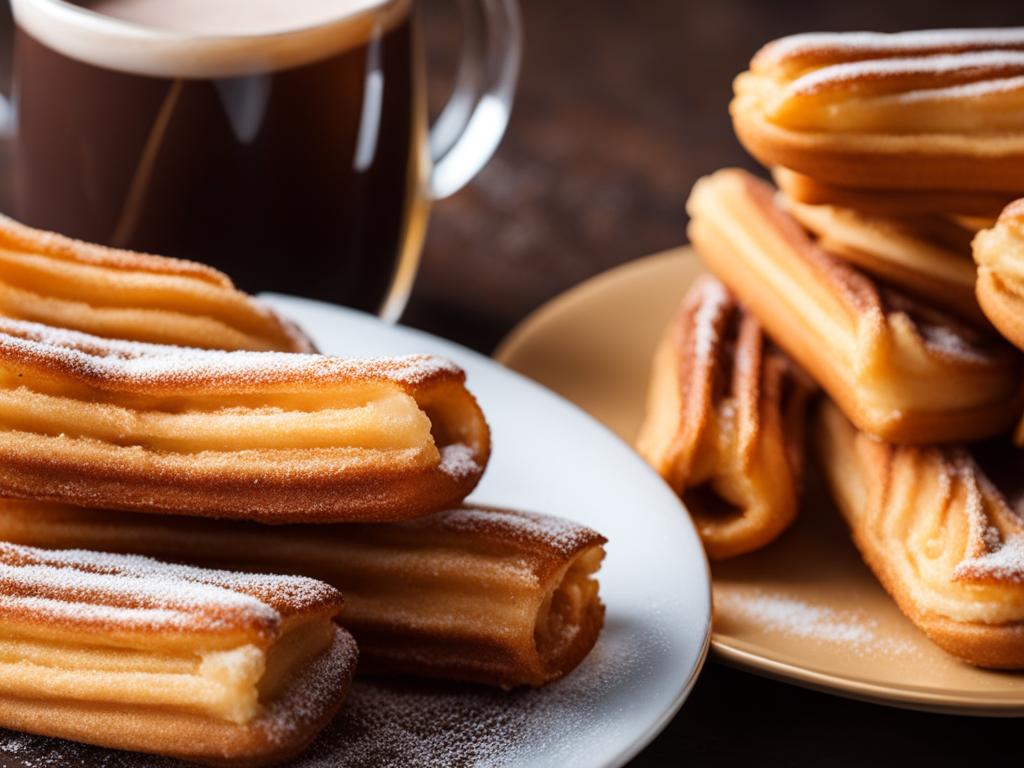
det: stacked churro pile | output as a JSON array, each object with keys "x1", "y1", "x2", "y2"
[
  {"x1": 640, "y1": 28, "x2": 1024, "y2": 668},
  {"x1": 0, "y1": 217, "x2": 607, "y2": 765}
]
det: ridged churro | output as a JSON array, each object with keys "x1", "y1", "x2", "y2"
[
  {"x1": 0, "y1": 213, "x2": 312, "y2": 351},
  {"x1": 783, "y1": 196, "x2": 985, "y2": 324},
  {"x1": 733, "y1": 29, "x2": 1024, "y2": 193},
  {"x1": 0, "y1": 318, "x2": 490, "y2": 522},
  {"x1": 974, "y1": 199, "x2": 1024, "y2": 355},
  {"x1": 0, "y1": 541, "x2": 355, "y2": 765},
  {"x1": 0, "y1": 501, "x2": 605, "y2": 688},
  {"x1": 637, "y1": 276, "x2": 814, "y2": 558},
  {"x1": 686, "y1": 169, "x2": 1022, "y2": 444},
  {"x1": 816, "y1": 399, "x2": 1024, "y2": 668}
]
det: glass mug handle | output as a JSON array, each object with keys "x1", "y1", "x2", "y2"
[{"x1": 427, "y1": 0, "x2": 521, "y2": 200}]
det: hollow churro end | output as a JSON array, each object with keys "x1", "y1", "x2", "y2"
[{"x1": 533, "y1": 544, "x2": 606, "y2": 682}]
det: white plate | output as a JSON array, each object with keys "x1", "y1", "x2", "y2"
[
  {"x1": 0, "y1": 294, "x2": 711, "y2": 768},
  {"x1": 263, "y1": 294, "x2": 713, "y2": 767},
  {"x1": 0, "y1": 295, "x2": 710, "y2": 768}
]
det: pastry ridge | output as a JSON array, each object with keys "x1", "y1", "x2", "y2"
[
  {"x1": 686, "y1": 168, "x2": 1023, "y2": 444},
  {"x1": 0, "y1": 318, "x2": 491, "y2": 522},
  {"x1": 0, "y1": 213, "x2": 313, "y2": 352},
  {"x1": 815, "y1": 399, "x2": 1024, "y2": 668},
  {"x1": 636, "y1": 275, "x2": 814, "y2": 558}
]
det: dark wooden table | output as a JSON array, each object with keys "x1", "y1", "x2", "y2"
[{"x1": 1, "y1": 1, "x2": 1023, "y2": 765}]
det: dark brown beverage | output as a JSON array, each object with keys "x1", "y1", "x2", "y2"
[{"x1": 11, "y1": 0, "x2": 426, "y2": 315}]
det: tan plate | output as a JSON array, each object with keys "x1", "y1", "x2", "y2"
[{"x1": 496, "y1": 247, "x2": 1024, "y2": 716}]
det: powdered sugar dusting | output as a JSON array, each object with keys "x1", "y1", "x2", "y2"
[
  {"x1": 791, "y1": 50, "x2": 1024, "y2": 94},
  {"x1": 690, "y1": 277, "x2": 731, "y2": 364},
  {"x1": 892, "y1": 73, "x2": 1024, "y2": 103},
  {"x1": 758, "y1": 28, "x2": 1024, "y2": 68},
  {"x1": 0, "y1": 542, "x2": 341, "y2": 636},
  {"x1": 717, "y1": 590, "x2": 917, "y2": 657},
  {"x1": 955, "y1": 535, "x2": 1024, "y2": 583},
  {"x1": 256, "y1": 628, "x2": 358, "y2": 746},
  {"x1": 423, "y1": 506, "x2": 606, "y2": 558},
  {"x1": 0, "y1": 317, "x2": 462, "y2": 391},
  {"x1": 438, "y1": 444, "x2": 482, "y2": 482}
]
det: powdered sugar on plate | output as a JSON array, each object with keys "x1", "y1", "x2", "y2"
[{"x1": 716, "y1": 590, "x2": 917, "y2": 658}]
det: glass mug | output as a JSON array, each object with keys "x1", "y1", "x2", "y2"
[{"x1": 3, "y1": 0, "x2": 520, "y2": 320}]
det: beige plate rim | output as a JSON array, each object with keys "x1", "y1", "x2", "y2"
[{"x1": 496, "y1": 247, "x2": 1024, "y2": 717}]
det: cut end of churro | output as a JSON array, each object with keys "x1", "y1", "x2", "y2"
[
  {"x1": 636, "y1": 275, "x2": 814, "y2": 558},
  {"x1": 0, "y1": 542, "x2": 355, "y2": 764},
  {"x1": 532, "y1": 543, "x2": 605, "y2": 679},
  {"x1": 0, "y1": 318, "x2": 490, "y2": 523},
  {"x1": 0, "y1": 213, "x2": 314, "y2": 352},
  {"x1": 974, "y1": 198, "x2": 1024, "y2": 357}
]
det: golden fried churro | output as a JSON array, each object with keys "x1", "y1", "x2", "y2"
[
  {"x1": 0, "y1": 501, "x2": 604, "y2": 688},
  {"x1": 686, "y1": 169, "x2": 1022, "y2": 444},
  {"x1": 636, "y1": 276, "x2": 814, "y2": 558},
  {"x1": 0, "y1": 319, "x2": 490, "y2": 522},
  {"x1": 733, "y1": 30, "x2": 1024, "y2": 193},
  {"x1": 815, "y1": 399, "x2": 1024, "y2": 668},
  {"x1": 0, "y1": 542, "x2": 355, "y2": 765},
  {"x1": 0, "y1": 213, "x2": 312, "y2": 351},
  {"x1": 773, "y1": 167, "x2": 1013, "y2": 219}
]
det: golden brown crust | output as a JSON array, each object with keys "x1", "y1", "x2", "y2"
[
  {"x1": 0, "y1": 501, "x2": 605, "y2": 688},
  {"x1": 782, "y1": 195, "x2": 986, "y2": 325},
  {"x1": 814, "y1": 399, "x2": 1024, "y2": 668},
  {"x1": 0, "y1": 213, "x2": 313, "y2": 352},
  {"x1": 974, "y1": 199, "x2": 1024, "y2": 359},
  {"x1": 0, "y1": 319, "x2": 490, "y2": 523},
  {"x1": 686, "y1": 169, "x2": 1023, "y2": 445},
  {"x1": 636, "y1": 276, "x2": 814, "y2": 558},
  {"x1": 733, "y1": 30, "x2": 1024, "y2": 192}
]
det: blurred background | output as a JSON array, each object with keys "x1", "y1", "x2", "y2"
[{"x1": 1, "y1": 0, "x2": 1021, "y2": 351}]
